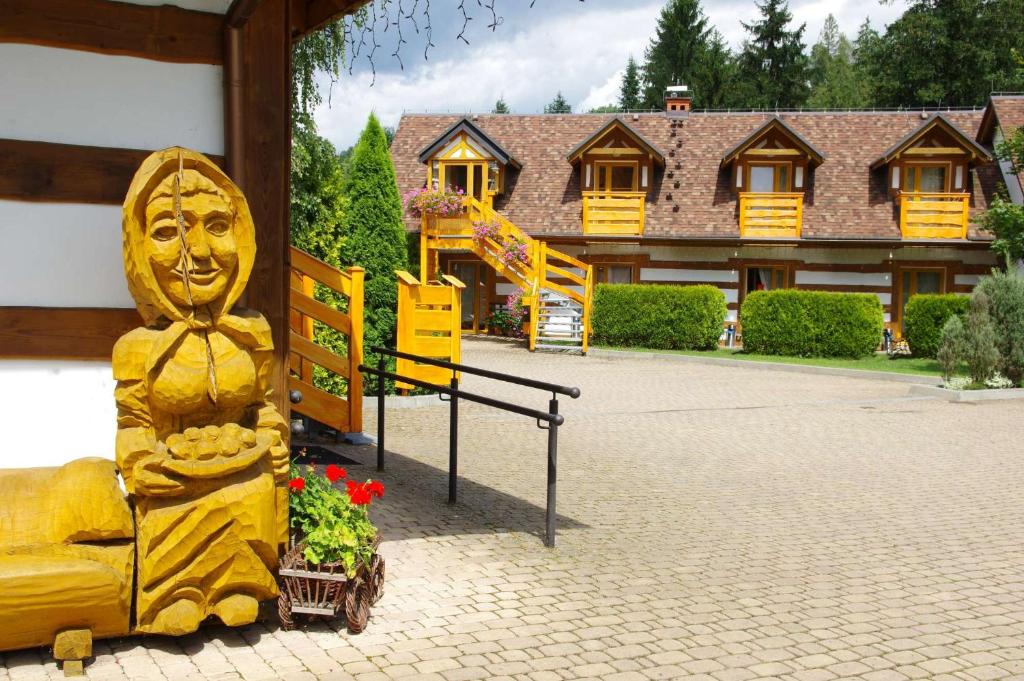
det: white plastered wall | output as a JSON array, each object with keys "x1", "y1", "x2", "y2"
[{"x1": 0, "y1": 43, "x2": 224, "y2": 468}]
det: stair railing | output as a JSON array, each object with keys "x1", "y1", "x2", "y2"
[{"x1": 288, "y1": 246, "x2": 364, "y2": 435}]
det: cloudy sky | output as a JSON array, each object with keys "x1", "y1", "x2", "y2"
[{"x1": 313, "y1": 0, "x2": 907, "y2": 150}]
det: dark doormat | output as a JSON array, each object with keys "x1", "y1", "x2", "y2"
[{"x1": 290, "y1": 444, "x2": 362, "y2": 466}]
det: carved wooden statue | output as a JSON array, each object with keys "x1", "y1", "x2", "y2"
[{"x1": 114, "y1": 148, "x2": 289, "y2": 635}]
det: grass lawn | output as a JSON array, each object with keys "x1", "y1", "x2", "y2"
[{"x1": 596, "y1": 346, "x2": 944, "y2": 377}]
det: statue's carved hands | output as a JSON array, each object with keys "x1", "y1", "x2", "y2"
[
  {"x1": 263, "y1": 429, "x2": 289, "y2": 483},
  {"x1": 134, "y1": 448, "x2": 187, "y2": 497}
]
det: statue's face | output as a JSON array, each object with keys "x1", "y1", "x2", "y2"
[{"x1": 145, "y1": 182, "x2": 238, "y2": 308}]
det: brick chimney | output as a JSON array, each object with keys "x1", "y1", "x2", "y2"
[{"x1": 665, "y1": 85, "x2": 693, "y2": 116}]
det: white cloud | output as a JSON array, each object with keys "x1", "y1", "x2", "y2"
[
  {"x1": 314, "y1": 0, "x2": 909, "y2": 150},
  {"x1": 313, "y1": 2, "x2": 663, "y2": 149}
]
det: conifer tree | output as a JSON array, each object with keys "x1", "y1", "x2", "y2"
[
  {"x1": 493, "y1": 97, "x2": 510, "y2": 114},
  {"x1": 340, "y1": 113, "x2": 409, "y2": 394},
  {"x1": 544, "y1": 92, "x2": 572, "y2": 114},
  {"x1": 807, "y1": 15, "x2": 870, "y2": 109},
  {"x1": 640, "y1": 0, "x2": 713, "y2": 109},
  {"x1": 735, "y1": 0, "x2": 810, "y2": 109},
  {"x1": 618, "y1": 57, "x2": 642, "y2": 111}
]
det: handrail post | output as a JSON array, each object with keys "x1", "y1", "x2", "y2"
[
  {"x1": 376, "y1": 356, "x2": 385, "y2": 471},
  {"x1": 348, "y1": 266, "x2": 365, "y2": 435},
  {"x1": 448, "y1": 375, "x2": 459, "y2": 505},
  {"x1": 545, "y1": 396, "x2": 559, "y2": 548}
]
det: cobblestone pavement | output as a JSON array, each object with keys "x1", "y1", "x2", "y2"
[{"x1": 5, "y1": 338, "x2": 1024, "y2": 681}]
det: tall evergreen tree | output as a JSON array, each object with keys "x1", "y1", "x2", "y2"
[
  {"x1": 690, "y1": 29, "x2": 739, "y2": 109},
  {"x1": 640, "y1": 0, "x2": 714, "y2": 109},
  {"x1": 619, "y1": 56, "x2": 642, "y2": 111},
  {"x1": 340, "y1": 113, "x2": 409, "y2": 394},
  {"x1": 544, "y1": 92, "x2": 572, "y2": 114},
  {"x1": 807, "y1": 15, "x2": 871, "y2": 108},
  {"x1": 735, "y1": 0, "x2": 810, "y2": 109},
  {"x1": 493, "y1": 97, "x2": 510, "y2": 114}
]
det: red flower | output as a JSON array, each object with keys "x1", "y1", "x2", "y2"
[
  {"x1": 346, "y1": 480, "x2": 371, "y2": 505},
  {"x1": 325, "y1": 464, "x2": 346, "y2": 483},
  {"x1": 288, "y1": 477, "x2": 305, "y2": 493},
  {"x1": 367, "y1": 480, "x2": 385, "y2": 499}
]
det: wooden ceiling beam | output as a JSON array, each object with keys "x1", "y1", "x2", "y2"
[{"x1": 295, "y1": 0, "x2": 369, "y2": 40}]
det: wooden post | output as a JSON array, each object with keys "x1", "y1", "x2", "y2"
[
  {"x1": 224, "y1": 0, "x2": 291, "y2": 417},
  {"x1": 300, "y1": 273, "x2": 314, "y2": 383},
  {"x1": 420, "y1": 217, "x2": 430, "y2": 280},
  {"x1": 347, "y1": 266, "x2": 364, "y2": 434}
]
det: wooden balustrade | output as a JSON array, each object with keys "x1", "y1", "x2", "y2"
[
  {"x1": 288, "y1": 246, "x2": 363, "y2": 434},
  {"x1": 581, "y1": 191, "x2": 645, "y2": 235},
  {"x1": 738, "y1": 192, "x2": 803, "y2": 238},
  {"x1": 897, "y1": 192, "x2": 970, "y2": 239}
]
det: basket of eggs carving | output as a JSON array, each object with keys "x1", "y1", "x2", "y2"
[{"x1": 279, "y1": 462, "x2": 385, "y2": 633}]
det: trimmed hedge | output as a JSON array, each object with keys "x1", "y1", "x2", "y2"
[
  {"x1": 903, "y1": 294, "x2": 970, "y2": 358},
  {"x1": 591, "y1": 284, "x2": 727, "y2": 350},
  {"x1": 740, "y1": 289, "x2": 883, "y2": 358}
]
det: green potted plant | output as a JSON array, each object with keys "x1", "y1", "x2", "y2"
[{"x1": 279, "y1": 462, "x2": 385, "y2": 633}]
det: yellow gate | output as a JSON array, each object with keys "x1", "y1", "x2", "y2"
[{"x1": 395, "y1": 270, "x2": 465, "y2": 390}]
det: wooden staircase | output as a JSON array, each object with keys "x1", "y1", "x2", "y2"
[
  {"x1": 288, "y1": 246, "x2": 364, "y2": 435},
  {"x1": 421, "y1": 198, "x2": 593, "y2": 354}
]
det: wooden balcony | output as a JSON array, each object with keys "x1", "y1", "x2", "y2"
[
  {"x1": 897, "y1": 192, "x2": 970, "y2": 239},
  {"x1": 738, "y1": 192, "x2": 803, "y2": 238},
  {"x1": 582, "y1": 191, "x2": 645, "y2": 235}
]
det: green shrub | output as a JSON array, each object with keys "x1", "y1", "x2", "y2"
[
  {"x1": 740, "y1": 289, "x2": 884, "y2": 358},
  {"x1": 340, "y1": 113, "x2": 409, "y2": 395},
  {"x1": 591, "y1": 284, "x2": 727, "y2": 350},
  {"x1": 976, "y1": 271, "x2": 1024, "y2": 386},
  {"x1": 962, "y1": 291, "x2": 1000, "y2": 384},
  {"x1": 937, "y1": 316, "x2": 965, "y2": 382},
  {"x1": 903, "y1": 294, "x2": 970, "y2": 358}
]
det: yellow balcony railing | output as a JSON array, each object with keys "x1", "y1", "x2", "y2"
[
  {"x1": 582, "y1": 191, "x2": 645, "y2": 235},
  {"x1": 738, "y1": 192, "x2": 803, "y2": 238},
  {"x1": 897, "y1": 192, "x2": 970, "y2": 239}
]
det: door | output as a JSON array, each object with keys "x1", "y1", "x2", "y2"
[
  {"x1": 596, "y1": 162, "x2": 637, "y2": 193},
  {"x1": 747, "y1": 163, "x2": 790, "y2": 193},
  {"x1": 595, "y1": 264, "x2": 634, "y2": 284},
  {"x1": 448, "y1": 261, "x2": 489, "y2": 333},
  {"x1": 895, "y1": 268, "x2": 944, "y2": 335}
]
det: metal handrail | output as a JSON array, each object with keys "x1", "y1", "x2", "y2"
[
  {"x1": 359, "y1": 364, "x2": 564, "y2": 425},
  {"x1": 371, "y1": 346, "x2": 580, "y2": 399},
  {"x1": 361, "y1": 348, "x2": 580, "y2": 547}
]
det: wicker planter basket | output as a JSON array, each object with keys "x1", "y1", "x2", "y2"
[{"x1": 278, "y1": 537, "x2": 384, "y2": 633}]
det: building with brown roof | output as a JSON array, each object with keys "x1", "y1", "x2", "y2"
[{"x1": 391, "y1": 92, "x2": 1024, "y2": 339}]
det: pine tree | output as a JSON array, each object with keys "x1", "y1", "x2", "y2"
[
  {"x1": 807, "y1": 15, "x2": 870, "y2": 109},
  {"x1": 618, "y1": 56, "x2": 642, "y2": 111},
  {"x1": 735, "y1": 0, "x2": 810, "y2": 109},
  {"x1": 493, "y1": 97, "x2": 510, "y2": 114},
  {"x1": 640, "y1": 0, "x2": 713, "y2": 109},
  {"x1": 691, "y1": 29, "x2": 738, "y2": 109},
  {"x1": 340, "y1": 113, "x2": 409, "y2": 394},
  {"x1": 544, "y1": 92, "x2": 572, "y2": 114}
]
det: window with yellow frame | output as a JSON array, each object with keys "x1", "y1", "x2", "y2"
[
  {"x1": 746, "y1": 161, "x2": 791, "y2": 193},
  {"x1": 594, "y1": 161, "x2": 638, "y2": 193},
  {"x1": 901, "y1": 162, "x2": 950, "y2": 194}
]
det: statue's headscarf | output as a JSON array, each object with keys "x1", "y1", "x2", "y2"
[{"x1": 122, "y1": 148, "x2": 263, "y2": 404}]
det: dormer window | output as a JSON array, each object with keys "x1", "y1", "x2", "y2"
[
  {"x1": 567, "y1": 117, "x2": 665, "y2": 235},
  {"x1": 417, "y1": 118, "x2": 520, "y2": 208},
  {"x1": 872, "y1": 114, "x2": 991, "y2": 239},
  {"x1": 721, "y1": 117, "x2": 824, "y2": 238}
]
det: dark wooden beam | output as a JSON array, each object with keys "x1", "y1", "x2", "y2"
[
  {"x1": 0, "y1": 138, "x2": 224, "y2": 204},
  {"x1": 0, "y1": 0, "x2": 223, "y2": 64},
  {"x1": 226, "y1": 0, "x2": 291, "y2": 415},
  {"x1": 0, "y1": 307, "x2": 142, "y2": 360},
  {"x1": 295, "y1": 0, "x2": 369, "y2": 40}
]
